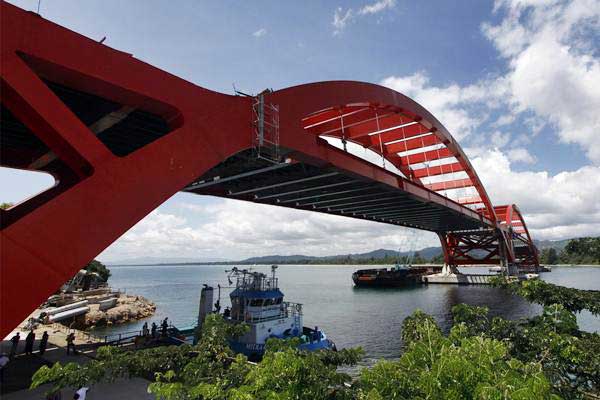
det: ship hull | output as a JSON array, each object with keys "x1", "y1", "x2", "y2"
[{"x1": 352, "y1": 266, "x2": 442, "y2": 288}]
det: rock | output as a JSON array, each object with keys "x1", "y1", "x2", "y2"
[{"x1": 76, "y1": 294, "x2": 156, "y2": 329}]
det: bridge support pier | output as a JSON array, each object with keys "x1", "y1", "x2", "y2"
[{"x1": 440, "y1": 263, "x2": 460, "y2": 276}]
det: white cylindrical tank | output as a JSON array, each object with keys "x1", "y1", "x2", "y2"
[
  {"x1": 46, "y1": 300, "x2": 89, "y2": 316},
  {"x1": 49, "y1": 306, "x2": 90, "y2": 322}
]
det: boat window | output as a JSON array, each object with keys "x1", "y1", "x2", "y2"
[
  {"x1": 250, "y1": 299, "x2": 263, "y2": 307},
  {"x1": 263, "y1": 299, "x2": 273, "y2": 306},
  {"x1": 275, "y1": 298, "x2": 283, "y2": 304}
]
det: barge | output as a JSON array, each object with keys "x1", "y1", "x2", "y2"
[{"x1": 352, "y1": 264, "x2": 442, "y2": 287}]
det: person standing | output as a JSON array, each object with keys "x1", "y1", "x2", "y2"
[
  {"x1": 161, "y1": 318, "x2": 168, "y2": 337},
  {"x1": 39, "y1": 331, "x2": 49, "y2": 355},
  {"x1": 151, "y1": 322, "x2": 157, "y2": 338},
  {"x1": 24, "y1": 330, "x2": 35, "y2": 355},
  {"x1": 0, "y1": 353, "x2": 9, "y2": 383},
  {"x1": 66, "y1": 333, "x2": 76, "y2": 355},
  {"x1": 9, "y1": 332, "x2": 20, "y2": 359},
  {"x1": 142, "y1": 322, "x2": 149, "y2": 337}
]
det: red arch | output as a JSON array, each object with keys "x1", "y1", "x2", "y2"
[{"x1": 285, "y1": 90, "x2": 498, "y2": 223}]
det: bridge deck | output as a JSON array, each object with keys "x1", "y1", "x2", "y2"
[{"x1": 185, "y1": 151, "x2": 485, "y2": 232}]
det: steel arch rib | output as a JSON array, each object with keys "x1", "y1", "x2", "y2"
[{"x1": 293, "y1": 84, "x2": 498, "y2": 223}]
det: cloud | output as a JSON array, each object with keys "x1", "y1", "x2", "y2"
[
  {"x1": 100, "y1": 199, "x2": 439, "y2": 262},
  {"x1": 470, "y1": 149, "x2": 600, "y2": 240},
  {"x1": 332, "y1": 0, "x2": 396, "y2": 35},
  {"x1": 358, "y1": 0, "x2": 396, "y2": 15},
  {"x1": 252, "y1": 28, "x2": 267, "y2": 37},
  {"x1": 332, "y1": 7, "x2": 353, "y2": 35},
  {"x1": 381, "y1": 1, "x2": 600, "y2": 164},
  {"x1": 380, "y1": 73, "x2": 499, "y2": 141},
  {"x1": 507, "y1": 147, "x2": 536, "y2": 164},
  {"x1": 483, "y1": 0, "x2": 600, "y2": 163}
]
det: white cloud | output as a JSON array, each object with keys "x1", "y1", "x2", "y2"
[
  {"x1": 252, "y1": 28, "x2": 267, "y2": 37},
  {"x1": 332, "y1": 0, "x2": 396, "y2": 35},
  {"x1": 332, "y1": 7, "x2": 353, "y2": 35},
  {"x1": 490, "y1": 130, "x2": 511, "y2": 148},
  {"x1": 380, "y1": 73, "x2": 497, "y2": 141},
  {"x1": 381, "y1": 1, "x2": 600, "y2": 164},
  {"x1": 507, "y1": 147, "x2": 537, "y2": 164},
  {"x1": 484, "y1": 0, "x2": 600, "y2": 163},
  {"x1": 100, "y1": 199, "x2": 438, "y2": 262},
  {"x1": 358, "y1": 0, "x2": 396, "y2": 15},
  {"x1": 470, "y1": 149, "x2": 600, "y2": 240}
]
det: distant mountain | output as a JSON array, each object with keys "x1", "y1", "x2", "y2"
[
  {"x1": 105, "y1": 256, "x2": 229, "y2": 266},
  {"x1": 240, "y1": 247, "x2": 442, "y2": 264},
  {"x1": 241, "y1": 254, "x2": 320, "y2": 264},
  {"x1": 534, "y1": 239, "x2": 570, "y2": 252},
  {"x1": 102, "y1": 239, "x2": 579, "y2": 266}
]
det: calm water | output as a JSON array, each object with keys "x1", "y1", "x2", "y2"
[{"x1": 95, "y1": 265, "x2": 600, "y2": 363}]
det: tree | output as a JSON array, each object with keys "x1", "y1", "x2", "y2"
[
  {"x1": 358, "y1": 309, "x2": 556, "y2": 399},
  {"x1": 540, "y1": 247, "x2": 559, "y2": 265},
  {"x1": 0, "y1": 202, "x2": 13, "y2": 210},
  {"x1": 84, "y1": 260, "x2": 111, "y2": 282},
  {"x1": 559, "y1": 237, "x2": 600, "y2": 265}
]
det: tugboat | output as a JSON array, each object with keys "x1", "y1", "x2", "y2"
[{"x1": 194, "y1": 266, "x2": 334, "y2": 360}]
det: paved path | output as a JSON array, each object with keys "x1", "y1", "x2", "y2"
[{"x1": 2, "y1": 378, "x2": 154, "y2": 400}]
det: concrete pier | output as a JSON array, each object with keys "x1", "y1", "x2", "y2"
[{"x1": 422, "y1": 273, "x2": 494, "y2": 285}]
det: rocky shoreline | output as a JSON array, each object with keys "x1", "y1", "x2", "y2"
[{"x1": 71, "y1": 294, "x2": 156, "y2": 330}]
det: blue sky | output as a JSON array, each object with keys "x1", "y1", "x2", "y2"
[{"x1": 3, "y1": 0, "x2": 600, "y2": 261}]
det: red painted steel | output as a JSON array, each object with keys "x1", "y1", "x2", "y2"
[{"x1": 0, "y1": 2, "x2": 538, "y2": 337}]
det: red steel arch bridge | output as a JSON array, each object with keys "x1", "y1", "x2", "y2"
[{"x1": 0, "y1": 2, "x2": 538, "y2": 337}]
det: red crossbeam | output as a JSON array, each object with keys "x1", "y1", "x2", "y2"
[
  {"x1": 425, "y1": 178, "x2": 473, "y2": 191},
  {"x1": 412, "y1": 162, "x2": 464, "y2": 178}
]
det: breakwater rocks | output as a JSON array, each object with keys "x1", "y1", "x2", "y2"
[{"x1": 74, "y1": 295, "x2": 156, "y2": 329}]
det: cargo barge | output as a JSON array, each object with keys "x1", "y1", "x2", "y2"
[{"x1": 352, "y1": 264, "x2": 443, "y2": 287}]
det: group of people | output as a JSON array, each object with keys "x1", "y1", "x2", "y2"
[
  {"x1": 140, "y1": 317, "x2": 170, "y2": 339},
  {"x1": 7, "y1": 330, "x2": 50, "y2": 358}
]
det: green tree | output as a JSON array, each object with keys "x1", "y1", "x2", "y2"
[
  {"x1": 559, "y1": 237, "x2": 600, "y2": 264},
  {"x1": 0, "y1": 202, "x2": 13, "y2": 210},
  {"x1": 541, "y1": 247, "x2": 559, "y2": 265},
  {"x1": 84, "y1": 260, "x2": 111, "y2": 282},
  {"x1": 359, "y1": 310, "x2": 557, "y2": 399}
]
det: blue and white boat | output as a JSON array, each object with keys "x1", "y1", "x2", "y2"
[{"x1": 196, "y1": 265, "x2": 335, "y2": 360}]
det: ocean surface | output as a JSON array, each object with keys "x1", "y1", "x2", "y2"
[{"x1": 94, "y1": 265, "x2": 600, "y2": 364}]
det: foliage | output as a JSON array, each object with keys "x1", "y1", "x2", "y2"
[
  {"x1": 450, "y1": 301, "x2": 600, "y2": 399},
  {"x1": 0, "y1": 202, "x2": 13, "y2": 210},
  {"x1": 539, "y1": 237, "x2": 600, "y2": 265},
  {"x1": 31, "y1": 314, "x2": 360, "y2": 399},
  {"x1": 359, "y1": 311, "x2": 557, "y2": 399},
  {"x1": 491, "y1": 276, "x2": 600, "y2": 316},
  {"x1": 84, "y1": 259, "x2": 111, "y2": 282},
  {"x1": 559, "y1": 237, "x2": 600, "y2": 265},
  {"x1": 540, "y1": 247, "x2": 560, "y2": 265}
]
